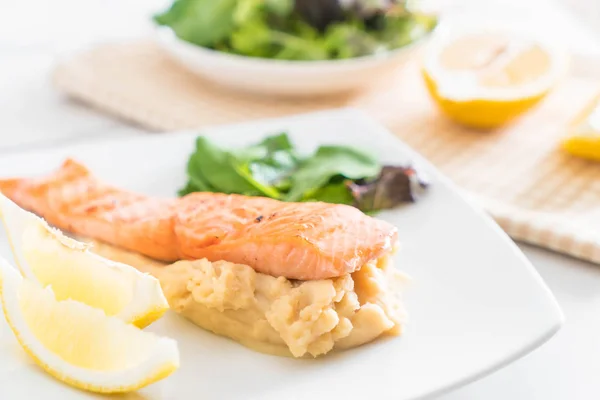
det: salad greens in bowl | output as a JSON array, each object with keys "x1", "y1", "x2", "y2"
[
  {"x1": 153, "y1": 0, "x2": 438, "y2": 96},
  {"x1": 154, "y1": 0, "x2": 437, "y2": 61}
]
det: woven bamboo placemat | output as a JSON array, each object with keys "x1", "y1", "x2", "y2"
[{"x1": 53, "y1": 40, "x2": 600, "y2": 265}]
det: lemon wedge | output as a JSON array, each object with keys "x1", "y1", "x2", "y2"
[
  {"x1": 0, "y1": 257, "x2": 179, "y2": 393},
  {"x1": 422, "y1": 27, "x2": 570, "y2": 129},
  {"x1": 561, "y1": 93, "x2": 600, "y2": 161},
  {"x1": 0, "y1": 194, "x2": 168, "y2": 328}
]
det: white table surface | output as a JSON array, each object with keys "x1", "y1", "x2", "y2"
[{"x1": 1, "y1": 1, "x2": 599, "y2": 399}]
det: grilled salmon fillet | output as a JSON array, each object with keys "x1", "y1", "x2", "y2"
[{"x1": 0, "y1": 159, "x2": 398, "y2": 280}]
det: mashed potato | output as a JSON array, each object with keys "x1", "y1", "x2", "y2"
[{"x1": 89, "y1": 241, "x2": 408, "y2": 358}]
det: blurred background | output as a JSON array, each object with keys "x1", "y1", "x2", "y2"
[
  {"x1": 564, "y1": 0, "x2": 600, "y2": 32},
  {"x1": 1, "y1": 0, "x2": 598, "y2": 52},
  {"x1": 0, "y1": 0, "x2": 599, "y2": 151}
]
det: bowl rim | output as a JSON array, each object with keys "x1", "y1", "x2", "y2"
[{"x1": 154, "y1": 19, "x2": 438, "y2": 70}]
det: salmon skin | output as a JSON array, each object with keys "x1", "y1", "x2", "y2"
[{"x1": 0, "y1": 159, "x2": 398, "y2": 280}]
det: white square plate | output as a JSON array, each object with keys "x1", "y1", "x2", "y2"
[{"x1": 0, "y1": 109, "x2": 563, "y2": 400}]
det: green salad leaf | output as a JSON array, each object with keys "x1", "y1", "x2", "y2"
[
  {"x1": 304, "y1": 181, "x2": 354, "y2": 205},
  {"x1": 154, "y1": 0, "x2": 438, "y2": 61},
  {"x1": 155, "y1": 0, "x2": 239, "y2": 47},
  {"x1": 265, "y1": 0, "x2": 294, "y2": 16},
  {"x1": 284, "y1": 146, "x2": 379, "y2": 201},
  {"x1": 232, "y1": 132, "x2": 300, "y2": 189},
  {"x1": 179, "y1": 132, "x2": 429, "y2": 213},
  {"x1": 182, "y1": 137, "x2": 278, "y2": 197},
  {"x1": 322, "y1": 22, "x2": 383, "y2": 59}
]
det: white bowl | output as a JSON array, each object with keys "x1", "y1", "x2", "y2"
[{"x1": 154, "y1": 27, "x2": 432, "y2": 97}]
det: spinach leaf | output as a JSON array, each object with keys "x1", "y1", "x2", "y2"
[
  {"x1": 248, "y1": 151, "x2": 298, "y2": 186},
  {"x1": 190, "y1": 137, "x2": 275, "y2": 196},
  {"x1": 232, "y1": 162, "x2": 282, "y2": 198},
  {"x1": 304, "y1": 181, "x2": 354, "y2": 205},
  {"x1": 181, "y1": 154, "x2": 216, "y2": 192},
  {"x1": 233, "y1": 132, "x2": 294, "y2": 161},
  {"x1": 285, "y1": 145, "x2": 380, "y2": 201},
  {"x1": 234, "y1": 133, "x2": 300, "y2": 188},
  {"x1": 187, "y1": 153, "x2": 216, "y2": 189},
  {"x1": 154, "y1": 0, "x2": 238, "y2": 47}
]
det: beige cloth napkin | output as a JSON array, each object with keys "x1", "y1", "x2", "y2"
[{"x1": 53, "y1": 40, "x2": 600, "y2": 265}]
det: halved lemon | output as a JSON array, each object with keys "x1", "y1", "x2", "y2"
[
  {"x1": 422, "y1": 26, "x2": 570, "y2": 129},
  {"x1": 0, "y1": 194, "x2": 168, "y2": 328},
  {"x1": 561, "y1": 92, "x2": 600, "y2": 161},
  {"x1": 0, "y1": 257, "x2": 179, "y2": 393}
]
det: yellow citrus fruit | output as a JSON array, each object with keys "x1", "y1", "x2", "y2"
[
  {"x1": 422, "y1": 27, "x2": 570, "y2": 129},
  {"x1": 0, "y1": 193, "x2": 168, "y2": 328},
  {"x1": 561, "y1": 92, "x2": 600, "y2": 161},
  {"x1": 0, "y1": 257, "x2": 179, "y2": 393}
]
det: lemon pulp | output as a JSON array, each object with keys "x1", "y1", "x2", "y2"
[{"x1": 423, "y1": 29, "x2": 568, "y2": 129}]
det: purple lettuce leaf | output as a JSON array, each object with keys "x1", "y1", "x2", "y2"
[{"x1": 346, "y1": 164, "x2": 429, "y2": 212}]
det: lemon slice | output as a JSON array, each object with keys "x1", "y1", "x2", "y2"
[
  {"x1": 0, "y1": 258, "x2": 179, "y2": 393},
  {"x1": 0, "y1": 194, "x2": 168, "y2": 328},
  {"x1": 422, "y1": 27, "x2": 570, "y2": 129},
  {"x1": 561, "y1": 93, "x2": 600, "y2": 161}
]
